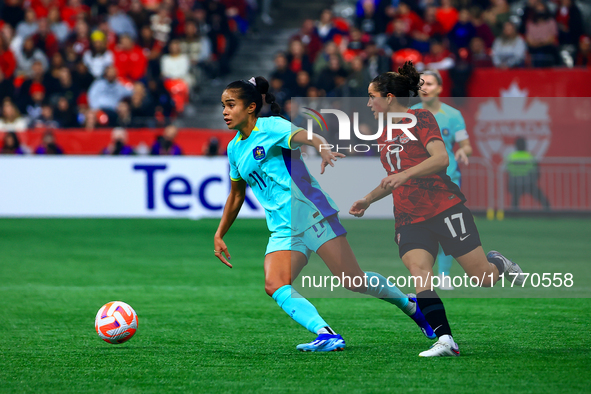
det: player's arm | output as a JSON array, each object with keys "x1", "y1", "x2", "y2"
[
  {"x1": 214, "y1": 179, "x2": 247, "y2": 268},
  {"x1": 290, "y1": 129, "x2": 345, "y2": 174},
  {"x1": 455, "y1": 139, "x2": 472, "y2": 166},
  {"x1": 381, "y1": 139, "x2": 449, "y2": 190},
  {"x1": 349, "y1": 185, "x2": 391, "y2": 218},
  {"x1": 453, "y1": 115, "x2": 471, "y2": 165}
]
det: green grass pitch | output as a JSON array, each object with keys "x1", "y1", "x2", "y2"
[{"x1": 0, "y1": 218, "x2": 590, "y2": 393}]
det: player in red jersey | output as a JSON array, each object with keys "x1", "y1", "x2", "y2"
[{"x1": 349, "y1": 62, "x2": 525, "y2": 357}]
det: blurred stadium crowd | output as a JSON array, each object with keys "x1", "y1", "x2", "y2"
[
  {"x1": 267, "y1": 0, "x2": 590, "y2": 115},
  {"x1": 0, "y1": 0, "x2": 252, "y2": 134},
  {"x1": 0, "y1": 0, "x2": 590, "y2": 155}
]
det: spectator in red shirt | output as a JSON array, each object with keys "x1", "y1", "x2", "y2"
[
  {"x1": 113, "y1": 34, "x2": 148, "y2": 81},
  {"x1": 412, "y1": 6, "x2": 445, "y2": 53},
  {"x1": 31, "y1": 0, "x2": 60, "y2": 19},
  {"x1": 287, "y1": 39, "x2": 313, "y2": 75},
  {"x1": 395, "y1": 2, "x2": 423, "y2": 36},
  {"x1": 61, "y1": 0, "x2": 90, "y2": 29},
  {"x1": 423, "y1": 38, "x2": 455, "y2": 70},
  {"x1": 436, "y1": 0, "x2": 459, "y2": 34},
  {"x1": 471, "y1": 7, "x2": 495, "y2": 49},
  {"x1": 291, "y1": 19, "x2": 323, "y2": 63},
  {"x1": 0, "y1": 35, "x2": 17, "y2": 80},
  {"x1": 469, "y1": 36, "x2": 493, "y2": 67}
]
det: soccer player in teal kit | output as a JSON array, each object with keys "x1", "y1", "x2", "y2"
[
  {"x1": 412, "y1": 70, "x2": 473, "y2": 290},
  {"x1": 213, "y1": 76, "x2": 435, "y2": 352}
]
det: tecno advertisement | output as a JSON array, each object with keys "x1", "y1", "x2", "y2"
[
  {"x1": 0, "y1": 156, "x2": 393, "y2": 218},
  {"x1": 0, "y1": 157, "x2": 261, "y2": 218}
]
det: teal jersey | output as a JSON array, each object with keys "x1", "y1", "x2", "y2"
[
  {"x1": 227, "y1": 116, "x2": 339, "y2": 236},
  {"x1": 411, "y1": 102, "x2": 468, "y2": 180}
]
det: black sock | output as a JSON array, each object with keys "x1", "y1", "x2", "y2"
[
  {"x1": 488, "y1": 255, "x2": 504, "y2": 278},
  {"x1": 417, "y1": 290, "x2": 452, "y2": 338}
]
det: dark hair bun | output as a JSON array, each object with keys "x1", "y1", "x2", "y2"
[{"x1": 398, "y1": 61, "x2": 422, "y2": 97}]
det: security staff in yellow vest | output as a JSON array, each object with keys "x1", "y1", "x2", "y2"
[{"x1": 506, "y1": 137, "x2": 551, "y2": 210}]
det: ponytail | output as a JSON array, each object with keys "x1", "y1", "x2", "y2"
[
  {"x1": 225, "y1": 76, "x2": 282, "y2": 117},
  {"x1": 253, "y1": 76, "x2": 281, "y2": 115}
]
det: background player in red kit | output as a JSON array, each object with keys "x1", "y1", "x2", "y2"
[{"x1": 349, "y1": 62, "x2": 525, "y2": 357}]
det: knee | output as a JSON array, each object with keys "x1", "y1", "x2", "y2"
[
  {"x1": 407, "y1": 263, "x2": 429, "y2": 278},
  {"x1": 265, "y1": 279, "x2": 289, "y2": 297}
]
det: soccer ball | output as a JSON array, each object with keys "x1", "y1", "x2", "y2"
[{"x1": 95, "y1": 301, "x2": 138, "y2": 344}]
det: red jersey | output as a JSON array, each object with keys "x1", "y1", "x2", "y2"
[
  {"x1": 113, "y1": 45, "x2": 148, "y2": 81},
  {"x1": 378, "y1": 109, "x2": 465, "y2": 229}
]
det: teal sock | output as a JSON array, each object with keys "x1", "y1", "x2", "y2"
[
  {"x1": 364, "y1": 272, "x2": 411, "y2": 312},
  {"x1": 437, "y1": 246, "x2": 453, "y2": 276},
  {"x1": 272, "y1": 285, "x2": 329, "y2": 334}
]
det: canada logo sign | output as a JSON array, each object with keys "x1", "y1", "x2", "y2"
[{"x1": 473, "y1": 81, "x2": 551, "y2": 162}]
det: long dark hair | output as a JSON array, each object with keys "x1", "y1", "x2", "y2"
[
  {"x1": 2, "y1": 131, "x2": 20, "y2": 152},
  {"x1": 370, "y1": 61, "x2": 423, "y2": 107},
  {"x1": 225, "y1": 76, "x2": 281, "y2": 117}
]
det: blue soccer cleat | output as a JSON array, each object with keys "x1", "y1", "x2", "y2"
[
  {"x1": 296, "y1": 334, "x2": 345, "y2": 352},
  {"x1": 407, "y1": 294, "x2": 437, "y2": 340}
]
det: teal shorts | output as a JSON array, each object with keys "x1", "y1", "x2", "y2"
[{"x1": 265, "y1": 214, "x2": 347, "y2": 258}]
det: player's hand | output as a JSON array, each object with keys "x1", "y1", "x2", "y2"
[
  {"x1": 320, "y1": 149, "x2": 346, "y2": 174},
  {"x1": 380, "y1": 173, "x2": 409, "y2": 191},
  {"x1": 349, "y1": 198, "x2": 370, "y2": 217},
  {"x1": 455, "y1": 148, "x2": 469, "y2": 166},
  {"x1": 214, "y1": 236, "x2": 232, "y2": 268}
]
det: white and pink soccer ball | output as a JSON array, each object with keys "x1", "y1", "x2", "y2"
[{"x1": 95, "y1": 301, "x2": 138, "y2": 344}]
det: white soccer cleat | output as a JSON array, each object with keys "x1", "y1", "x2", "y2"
[
  {"x1": 296, "y1": 334, "x2": 345, "y2": 352},
  {"x1": 419, "y1": 338, "x2": 460, "y2": 357},
  {"x1": 487, "y1": 250, "x2": 525, "y2": 285},
  {"x1": 438, "y1": 274, "x2": 455, "y2": 290}
]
